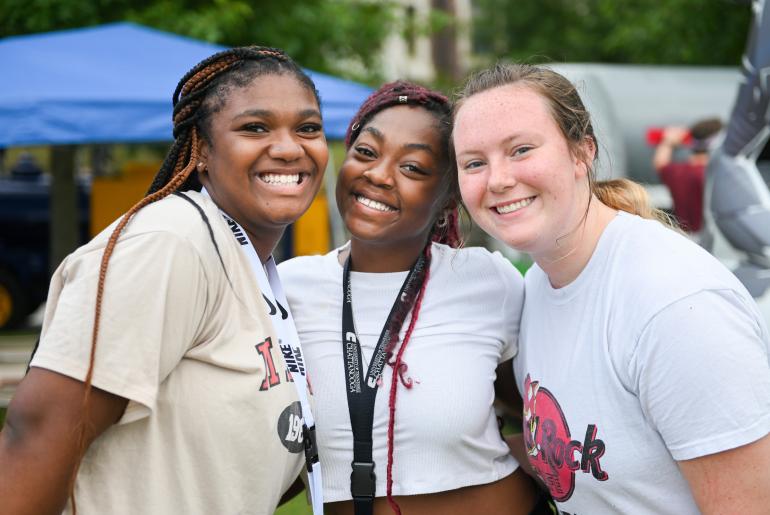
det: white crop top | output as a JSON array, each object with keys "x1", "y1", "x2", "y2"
[{"x1": 278, "y1": 242, "x2": 525, "y2": 501}]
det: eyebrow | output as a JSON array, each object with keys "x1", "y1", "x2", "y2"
[
  {"x1": 362, "y1": 126, "x2": 436, "y2": 155},
  {"x1": 362, "y1": 126, "x2": 384, "y2": 141},
  {"x1": 456, "y1": 133, "x2": 524, "y2": 157},
  {"x1": 234, "y1": 108, "x2": 322, "y2": 120},
  {"x1": 404, "y1": 142, "x2": 436, "y2": 156}
]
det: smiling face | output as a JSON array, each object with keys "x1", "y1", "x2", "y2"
[
  {"x1": 453, "y1": 84, "x2": 592, "y2": 260},
  {"x1": 337, "y1": 105, "x2": 449, "y2": 266},
  {"x1": 198, "y1": 73, "x2": 328, "y2": 257}
]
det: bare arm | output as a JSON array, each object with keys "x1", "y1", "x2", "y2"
[
  {"x1": 0, "y1": 367, "x2": 128, "y2": 515},
  {"x1": 678, "y1": 433, "x2": 770, "y2": 515},
  {"x1": 653, "y1": 126, "x2": 688, "y2": 171}
]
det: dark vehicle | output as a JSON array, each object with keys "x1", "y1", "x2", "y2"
[{"x1": 0, "y1": 161, "x2": 89, "y2": 329}]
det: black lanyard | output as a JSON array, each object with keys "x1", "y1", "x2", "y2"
[{"x1": 341, "y1": 252, "x2": 427, "y2": 515}]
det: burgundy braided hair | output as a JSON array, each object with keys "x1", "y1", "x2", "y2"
[
  {"x1": 67, "y1": 46, "x2": 318, "y2": 515},
  {"x1": 346, "y1": 80, "x2": 460, "y2": 514}
]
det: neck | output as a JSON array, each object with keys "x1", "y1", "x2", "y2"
[
  {"x1": 348, "y1": 238, "x2": 428, "y2": 273},
  {"x1": 200, "y1": 182, "x2": 281, "y2": 264},
  {"x1": 533, "y1": 196, "x2": 616, "y2": 289},
  {"x1": 689, "y1": 153, "x2": 709, "y2": 166},
  {"x1": 246, "y1": 228, "x2": 282, "y2": 264}
]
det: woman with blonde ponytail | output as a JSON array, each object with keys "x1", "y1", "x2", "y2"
[
  {"x1": 452, "y1": 63, "x2": 770, "y2": 514},
  {"x1": 0, "y1": 47, "x2": 328, "y2": 515}
]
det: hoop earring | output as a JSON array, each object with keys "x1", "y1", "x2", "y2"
[{"x1": 435, "y1": 215, "x2": 448, "y2": 228}]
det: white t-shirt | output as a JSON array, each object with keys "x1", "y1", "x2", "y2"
[
  {"x1": 515, "y1": 211, "x2": 770, "y2": 514},
  {"x1": 278, "y1": 242, "x2": 523, "y2": 502},
  {"x1": 30, "y1": 191, "x2": 305, "y2": 515}
]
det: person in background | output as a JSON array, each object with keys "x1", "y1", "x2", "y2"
[
  {"x1": 652, "y1": 118, "x2": 723, "y2": 235},
  {"x1": 453, "y1": 63, "x2": 770, "y2": 514},
  {"x1": 279, "y1": 81, "x2": 547, "y2": 515},
  {"x1": 0, "y1": 47, "x2": 327, "y2": 515}
]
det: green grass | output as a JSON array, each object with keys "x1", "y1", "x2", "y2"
[{"x1": 276, "y1": 493, "x2": 312, "y2": 515}]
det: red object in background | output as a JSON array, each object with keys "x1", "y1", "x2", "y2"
[{"x1": 646, "y1": 128, "x2": 693, "y2": 146}]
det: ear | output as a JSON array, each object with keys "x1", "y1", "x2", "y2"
[
  {"x1": 197, "y1": 139, "x2": 210, "y2": 174},
  {"x1": 574, "y1": 136, "x2": 596, "y2": 179}
]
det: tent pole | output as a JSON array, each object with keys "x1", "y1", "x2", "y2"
[{"x1": 49, "y1": 145, "x2": 79, "y2": 274}]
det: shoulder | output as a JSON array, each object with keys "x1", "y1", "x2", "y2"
[
  {"x1": 63, "y1": 191, "x2": 232, "y2": 283},
  {"x1": 126, "y1": 191, "x2": 221, "y2": 242},
  {"x1": 615, "y1": 213, "x2": 742, "y2": 290},
  {"x1": 278, "y1": 248, "x2": 339, "y2": 290},
  {"x1": 86, "y1": 191, "x2": 221, "y2": 248},
  {"x1": 659, "y1": 161, "x2": 695, "y2": 175},
  {"x1": 606, "y1": 212, "x2": 756, "y2": 334},
  {"x1": 430, "y1": 242, "x2": 524, "y2": 293}
]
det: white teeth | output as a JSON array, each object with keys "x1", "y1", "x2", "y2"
[
  {"x1": 261, "y1": 173, "x2": 300, "y2": 185},
  {"x1": 496, "y1": 196, "x2": 534, "y2": 214},
  {"x1": 356, "y1": 195, "x2": 395, "y2": 212}
]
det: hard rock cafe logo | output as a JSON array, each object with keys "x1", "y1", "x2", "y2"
[{"x1": 522, "y1": 374, "x2": 609, "y2": 502}]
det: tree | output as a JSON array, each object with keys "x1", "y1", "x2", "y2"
[
  {"x1": 0, "y1": 0, "x2": 399, "y2": 82},
  {"x1": 472, "y1": 0, "x2": 751, "y2": 66}
]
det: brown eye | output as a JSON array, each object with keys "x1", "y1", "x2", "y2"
[
  {"x1": 402, "y1": 164, "x2": 427, "y2": 175},
  {"x1": 355, "y1": 146, "x2": 376, "y2": 159},
  {"x1": 298, "y1": 123, "x2": 322, "y2": 135},
  {"x1": 241, "y1": 123, "x2": 267, "y2": 133}
]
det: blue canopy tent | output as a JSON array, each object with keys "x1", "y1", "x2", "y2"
[
  {"x1": 0, "y1": 23, "x2": 373, "y2": 316},
  {"x1": 0, "y1": 22, "x2": 373, "y2": 146}
]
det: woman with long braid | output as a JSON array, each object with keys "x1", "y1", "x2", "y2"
[
  {"x1": 279, "y1": 82, "x2": 547, "y2": 515},
  {"x1": 0, "y1": 47, "x2": 328, "y2": 514}
]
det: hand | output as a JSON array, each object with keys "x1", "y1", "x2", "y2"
[{"x1": 662, "y1": 126, "x2": 688, "y2": 146}]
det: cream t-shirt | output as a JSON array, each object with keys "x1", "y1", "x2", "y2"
[{"x1": 30, "y1": 191, "x2": 304, "y2": 515}]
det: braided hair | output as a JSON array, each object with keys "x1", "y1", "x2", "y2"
[
  {"x1": 345, "y1": 80, "x2": 460, "y2": 514},
  {"x1": 68, "y1": 47, "x2": 319, "y2": 515}
]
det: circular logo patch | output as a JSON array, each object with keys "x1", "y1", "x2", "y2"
[{"x1": 277, "y1": 401, "x2": 304, "y2": 453}]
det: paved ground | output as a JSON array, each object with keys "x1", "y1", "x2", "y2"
[{"x1": 0, "y1": 332, "x2": 36, "y2": 407}]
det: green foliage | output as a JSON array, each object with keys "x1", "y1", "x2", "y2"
[
  {"x1": 473, "y1": 0, "x2": 751, "y2": 66},
  {"x1": 0, "y1": 0, "x2": 399, "y2": 82},
  {"x1": 511, "y1": 258, "x2": 532, "y2": 276}
]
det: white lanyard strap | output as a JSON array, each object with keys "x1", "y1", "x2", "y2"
[{"x1": 200, "y1": 188, "x2": 323, "y2": 515}]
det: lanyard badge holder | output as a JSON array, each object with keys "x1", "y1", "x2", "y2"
[{"x1": 341, "y1": 253, "x2": 426, "y2": 515}]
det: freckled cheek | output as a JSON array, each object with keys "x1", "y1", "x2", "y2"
[{"x1": 458, "y1": 177, "x2": 484, "y2": 212}]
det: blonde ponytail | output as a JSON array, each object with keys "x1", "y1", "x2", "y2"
[{"x1": 593, "y1": 179, "x2": 676, "y2": 228}]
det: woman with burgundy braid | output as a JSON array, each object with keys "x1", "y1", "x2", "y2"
[
  {"x1": 0, "y1": 47, "x2": 328, "y2": 514},
  {"x1": 279, "y1": 81, "x2": 547, "y2": 515}
]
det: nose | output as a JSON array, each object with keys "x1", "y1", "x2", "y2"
[
  {"x1": 268, "y1": 130, "x2": 303, "y2": 162},
  {"x1": 487, "y1": 159, "x2": 516, "y2": 194},
  {"x1": 362, "y1": 162, "x2": 394, "y2": 189}
]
